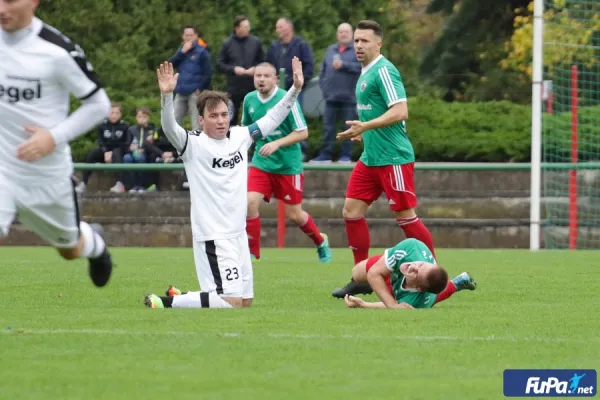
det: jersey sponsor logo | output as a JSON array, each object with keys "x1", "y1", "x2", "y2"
[
  {"x1": 357, "y1": 103, "x2": 372, "y2": 110},
  {"x1": 212, "y1": 151, "x2": 244, "y2": 169},
  {"x1": 0, "y1": 80, "x2": 42, "y2": 103}
]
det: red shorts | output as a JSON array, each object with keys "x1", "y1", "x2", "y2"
[
  {"x1": 248, "y1": 167, "x2": 303, "y2": 205},
  {"x1": 346, "y1": 161, "x2": 417, "y2": 211},
  {"x1": 365, "y1": 255, "x2": 393, "y2": 294}
]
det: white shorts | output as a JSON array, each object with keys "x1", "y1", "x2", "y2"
[
  {"x1": 0, "y1": 173, "x2": 80, "y2": 248},
  {"x1": 193, "y1": 232, "x2": 254, "y2": 299}
]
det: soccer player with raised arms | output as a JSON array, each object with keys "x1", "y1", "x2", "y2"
[
  {"x1": 0, "y1": 0, "x2": 114, "y2": 287},
  {"x1": 243, "y1": 62, "x2": 331, "y2": 263},
  {"x1": 333, "y1": 20, "x2": 437, "y2": 298},
  {"x1": 144, "y1": 57, "x2": 305, "y2": 309}
]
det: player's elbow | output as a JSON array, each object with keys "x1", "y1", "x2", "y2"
[
  {"x1": 391, "y1": 102, "x2": 408, "y2": 122},
  {"x1": 297, "y1": 129, "x2": 308, "y2": 141}
]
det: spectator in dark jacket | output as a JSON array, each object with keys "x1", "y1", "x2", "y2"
[
  {"x1": 218, "y1": 15, "x2": 265, "y2": 125},
  {"x1": 311, "y1": 23, "x2": 361, "y2": 163},
  {"x1": 124, "y1": 107, "x2": 165, "y2": 192},
  {"x1": 77, "y1": 102, "x2": 129, "y2": 193},
  {"x1": 266, "y1": 18, "x2": 314, "y2": 106},
  {"x1": 266, "y1": 18, "x2": 315, "y2": 159},
  {"x1": 169, "y1": 25, "x2": 212, "y2": 131}
]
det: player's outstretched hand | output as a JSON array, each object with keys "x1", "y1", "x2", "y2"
[
  {"x1": 292, "y1": 56, "x2": 304, "y2": 90},
  {"x1": 337, "y1": 120, "x2": 366, "y2": 141},
  {"x1": 16, "y1": 126, "x2": 56, "y2": 162},
  {"x1": 157, "y1": 62, "x2": 179, "y2": 94},
  {"x1": 344, "y1": 294, "x2": 365, "y2": 308}
]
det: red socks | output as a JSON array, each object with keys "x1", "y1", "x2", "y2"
[
  {"x1": 397, "y1": 215, "x2": 436, "y2": 257},
  {"x1": 345, "y1": 217, "x2": 370, "y2": 264},
  {"x1": 246, "y1": 216, "x2": 261, "y2": 259},
  {"x1": 434, "y1": 281, "x2": 457, "y2": 304},
  {"x1": 299, "y1": 213, "x2": 324, "y2": 246}
]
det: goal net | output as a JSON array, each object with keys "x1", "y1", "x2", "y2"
[{"x1": 541, "y1": 0, "x2": 600, "y2": 249}]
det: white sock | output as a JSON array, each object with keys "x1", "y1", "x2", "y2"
[
  {"x1": 172, "y1": 291, "x2": 233, "y2": 309},
  {"x1": 79, "y1": 222, "x2": 106, "y2": 258}
]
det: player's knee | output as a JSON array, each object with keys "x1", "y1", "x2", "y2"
[
  {"x1": 286, "y1": 207, "x2": 304, "y2": 225},
  {"x1": 352, "y1": 260, "x2": 368, "y2": 283},
  {"x1": 242, "y1": 298, "x2": 253, "y2": 308},
  {"x1": 223, "y1": 297, "x2": 243, "y2": 308}
]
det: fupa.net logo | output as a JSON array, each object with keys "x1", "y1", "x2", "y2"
[{"x1": 504, "y1": 369, "x2": 597, "y2": 397}]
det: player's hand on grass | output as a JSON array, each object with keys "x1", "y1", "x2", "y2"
[
  {"x1": 292, "y1": 56, "x2": 304, "y2": 90},
  {"x1": 258, "y1": 142, "x2": 280, "y2": 157},
  {"x1": 157, "y1": 62, "x2": 179, "y2": 94},
  {"x1": 392, "y1": 302, "x2": 414, "y2": 309},
  {"x1": 337, "y1": 120, "x2": 366, "y2": 141},
  {"x1": 16, "y1": 126, "x2": 56, "y2": 162},
  {"x1": 344, "y1": 294, "x2": 366, "y2": 308}
]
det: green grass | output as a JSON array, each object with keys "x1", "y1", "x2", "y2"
[{"x1": 0, "y1": 247, "x2": 599, "y2": 399}]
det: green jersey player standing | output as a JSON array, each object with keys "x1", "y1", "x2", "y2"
[
  {"x1": 344, "y1": 238, "x2": 477, "y2": 309},
  {"x1": 244, "y1": 63, "x2": 331, "y2": 263},
  {"x1": 332, "y1": 20, "x2": 437, "y2": 299}
]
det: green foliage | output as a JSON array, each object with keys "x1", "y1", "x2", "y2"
[
  {"x1": 406, "y1": 96, "x2": 532, "y2": 162},
  {"x1": 543, "y1": 105, "x2": 600, "y2": 163},
  {"x1": 420, "y1": 0, "x2": 531, "y2": 102}
]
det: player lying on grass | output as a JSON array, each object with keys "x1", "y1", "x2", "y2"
[
  {"x1": 343, "y1": 238, "x2": 476, "y2": 309},
  {"x1": 144, "y1": 57, "x2": 305, "y2": 309}
]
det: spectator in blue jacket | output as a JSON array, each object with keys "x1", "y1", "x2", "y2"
[
  {"x1": 169, "y1": 25, "x2": 212, "y2": 131},
  {"x1": 311, "y1": 23, "x2": 361, "y2": 163}
]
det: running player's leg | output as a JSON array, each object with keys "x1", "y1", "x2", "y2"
[
  {"x1": 274, "y1": 173, "x2": 331, "y2": 262},
  {"x1": 247, "y1": 167, "x2": 272, "y2": 260},
  {"x1": 332, "y1": 162, "x2": 381, "y2": 298},
  {"x1": 343, "y1": 161, "x2": 381, "y2": 264},
  {"x1": 381, "y1": 162, "x2": 436, "y2": 257},
  {"x1": 17, "y1": 177, "x2": 113, "y2": 287},
  {"x1": 147, "y1": 238, "x2": 244, "y2": 309}
]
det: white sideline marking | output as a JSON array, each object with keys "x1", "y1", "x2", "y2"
[{"x1": 0, "y1": 328, "x2": 595, "y2": 344}]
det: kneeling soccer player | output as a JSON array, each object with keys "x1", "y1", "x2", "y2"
[{"x1": 344, "y1": 238, "x2": 476, "y2": 309}]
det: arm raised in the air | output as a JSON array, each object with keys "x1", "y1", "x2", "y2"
[{"x1": 157, "y1": 62, "x2": 189, "y2": 154}]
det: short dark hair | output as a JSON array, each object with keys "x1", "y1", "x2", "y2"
[
  {"x1": 356, "y1": 20, "x2": 383, "y2": 39},
  {"x1": 196, "y1": 90, "x2": 230, "y2": 116},
  {"x1": 234, "y1": 15, "x2": 248, "y2": 29},
  {"x1": 136, "y1": 106, "x2": 150, "y2": 115},
  {"x1": 110, "y1": 102, "x2": 121, "y2": 110},
  {"x1": 423, "y1": 267, "x2": 449, "y2": 294},
  {"x1": 183, "y1": 24, "x2": 198, "y2": 34}
]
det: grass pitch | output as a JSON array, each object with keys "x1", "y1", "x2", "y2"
[{"x1": 0, "y1": 246, "x2": 598, "y2": 399}]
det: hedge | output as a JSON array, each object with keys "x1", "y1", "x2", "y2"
[
  {"x1": 71, "y1": 93, "x2": 537, "y2": 162},
  {"x1": 70, "y1": 94, "x2": 599, "y2": 163}
]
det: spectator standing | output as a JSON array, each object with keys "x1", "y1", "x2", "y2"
[
  {"x1": 169, "y1": 25, "x2": 212, "y2": 131},
  {"x1": 76, "y1": 103, "x2": 129, "y2": 193},
  {"x1": 311, "y1": 23, "x2": 361, "y2": 163},
  {"x1": 266, "y1": 18, "x2": 314, "y2": 107},
  {"x1": 266, "y1": 17, "x2": 315, "y2": 158},
  {"x1": 217, "y1": 15, "x2": 264, "y2": 125}
]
